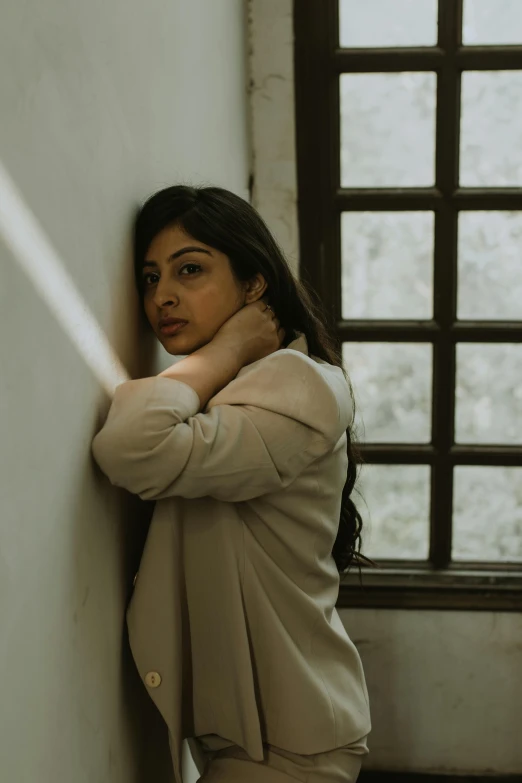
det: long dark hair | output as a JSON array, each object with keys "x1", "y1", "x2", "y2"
[{"x1": 133, "y1": 184, "x2": 371, "y2": 574}]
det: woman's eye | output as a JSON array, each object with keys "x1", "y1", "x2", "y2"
[
  {"x1": 180, "y1": 263, "x2": 201, "y2": 275},
  {"x1": 143, "y1": 264, "x2": 201, "y2": 286}
]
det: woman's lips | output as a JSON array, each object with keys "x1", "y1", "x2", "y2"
[{"x1": 159, "y1": 321, "x2": 188, "y2": 336}]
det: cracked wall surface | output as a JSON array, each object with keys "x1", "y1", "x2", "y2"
[{"x1": 247, "y1": 0, "x2": 299, "y2": 275}]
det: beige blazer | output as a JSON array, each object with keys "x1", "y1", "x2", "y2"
[{"x1": 91, "y1": 332, "x2": 371, "y2": 783}]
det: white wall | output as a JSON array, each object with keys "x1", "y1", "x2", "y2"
[
  {"x1": 247, "y1": 0, "x2": 299, "y2": 274},
  {"x1": 340, "y1": 608, "x2": 522, "y2": 775},
  {"x1": 248, "y1": 0, "x2": 522, "y2": 775},
  {"x1": 0, "y1": 1, "x2": 249, "y2": 781}
]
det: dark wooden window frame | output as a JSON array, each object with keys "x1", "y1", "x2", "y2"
[{"x1": 293, "y1": 0, "x2": 522, "y2": 611}]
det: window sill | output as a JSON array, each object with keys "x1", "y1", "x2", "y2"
[{"x1": 338, "y1": 565, "x2": 522, "y2": 611}]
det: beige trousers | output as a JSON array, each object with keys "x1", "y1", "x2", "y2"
[{"x1": 194, "y1": 736, "x2": 368, "y2": 783}]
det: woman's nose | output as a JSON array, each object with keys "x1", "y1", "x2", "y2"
[{"x1": 153, "y1": 279, "x2": 179, "y2": 307}]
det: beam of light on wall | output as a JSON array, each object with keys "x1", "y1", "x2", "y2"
[{"x1": 0, "y1": 160, "x2": 130, "y2": 398}]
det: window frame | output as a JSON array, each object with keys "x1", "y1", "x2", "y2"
[{"x1": 293, "y1": 0, "x2": 522, "y2": 611}]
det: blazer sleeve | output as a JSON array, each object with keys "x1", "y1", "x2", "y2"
[{"x1": 91, "y1": 350, "x2": 352, "y2": 502}]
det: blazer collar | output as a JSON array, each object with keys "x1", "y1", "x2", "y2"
[{"x1": 285, "y1": 331, "x2": 308, "y2": 356}]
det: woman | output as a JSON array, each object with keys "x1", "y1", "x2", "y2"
[{"x1": 91, "y1": 185, "x2": 371, "y2": 783}]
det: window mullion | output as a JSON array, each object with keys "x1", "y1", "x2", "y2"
[{"x1": 430, "y1": 0, "x2": 463, "y2": 568}]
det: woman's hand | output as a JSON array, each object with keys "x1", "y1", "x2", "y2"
[
  {"x1": 213, "y1": 298, "x2": 285, "y2": 367},
  {"x1": 157, "y1": 298, "x2": 285, "y2": 409}
]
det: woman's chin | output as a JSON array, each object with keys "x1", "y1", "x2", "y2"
[
  {"x1": 157, "y1": 330, "x2": 186, "y2": 349},
  {"x1": 159, "y1": 333, "x2": 205, "y2": 356},
  {"x1": 163, "y1": 339, "x2": 192, "y2": 355}
]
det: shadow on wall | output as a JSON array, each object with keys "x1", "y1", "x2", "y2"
[
  {"x1": 88, "y1": 456, "x2": 174, "y2": 781},
  {"x1": 0, "y1": 158, "x2": 173, "y2": 780},
  {"x1": 105, "y1": 333, "x2": 175, "y2": 781},
  {"x1": 91, "y1": 328, "x2": 173, "y2": 780}
]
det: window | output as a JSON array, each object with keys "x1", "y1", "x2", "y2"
[{"x1": 294, "y1": 0, "x2": 522, "y2": 610}]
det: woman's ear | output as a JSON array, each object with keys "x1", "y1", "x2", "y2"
[{"x1": 243, "y1": 273, "x2": 267, "y2": 303}]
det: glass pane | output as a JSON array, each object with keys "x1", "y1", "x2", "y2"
[
  {"x1": 358, "y1": 464, "x2": 430, "y2": 560},
  {"x1": 458, "y1": 211, "x2": 522, "y2": 321},
  {"x1": 342, "y1": 342, "x2": 433, "y2": 443},
  {"x1": 463, "y1": 0, "x2": 522, "y2": 45},
  {"x1": 341, "y1": 211, "x2": 434, "y2": 319},
  {"x1": 339, "y1": 0, "x2": 438, "y2": 48},
  {"x1": 456, "y1": 344, "x2": 522, "y2": 444},
  {"x1": 453, "y1": 466, "x2": 522, "y2": 562},
  {"x1": 460, "y1": 71, "x2": 522, "y2": 186},
  {"x1": 340, "y1": 72, "x2": 437, "y2": 187}
]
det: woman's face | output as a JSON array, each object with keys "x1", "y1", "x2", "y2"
[{"x1": 142, "y1": 223, "x2": 266, "y2": 355}]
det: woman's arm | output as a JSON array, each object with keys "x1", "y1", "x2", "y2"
[
  {"x1": 157, "y1": 338, "x2": 243, "y2": 411},
  {"x1": 157, "y1": 300, "x2": 284, "y2": 410},
  {"x1": 91, "y1": 350, "x2": 348, "y2": 503},
  {"x1": 91, "y1": 301, "x2": 351, "y2": 503}
]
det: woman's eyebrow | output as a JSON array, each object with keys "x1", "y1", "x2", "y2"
[{"x1": 143, "y1": 246, "x2": 212, "y2": 268}]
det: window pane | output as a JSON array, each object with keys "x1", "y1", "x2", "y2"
[
  {"x1": 358, "y1": 464, "x2": 430, "y2": 560},
  {"x1": 342, "y1": 342, "x2": 433, "y2": 443},
  {"x1": 460, "y1": 71, "x2": 522, "y2": 187},
  {"x1": 458, "y1": 211, "x2": 522, "y2": 321},
  {"x1": 341, "y1": 211, "x2": 434, "y2": 319},
  {"x1": 453, "y1": 466, "x2": 522, "y2": 562},
  {"x1": 455, "y1": 344, "x2": 522, "y2": 445},
  {"x1": 463, "y1": 0, "x2": 522, "y2": 45},
  {"x1": 339, "y1": 0, "x2": 438, "y2": 48},
  {"x1": 340, "y1": 72, "x2": 437, "y2": 187}
]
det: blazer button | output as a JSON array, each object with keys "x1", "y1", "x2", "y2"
[
  {"x1": 145, "y1": 671, "x2": 162, "y2": 688},
  {"x1": 133, "y1": 572, "x2": 138, "y2": 587}
]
